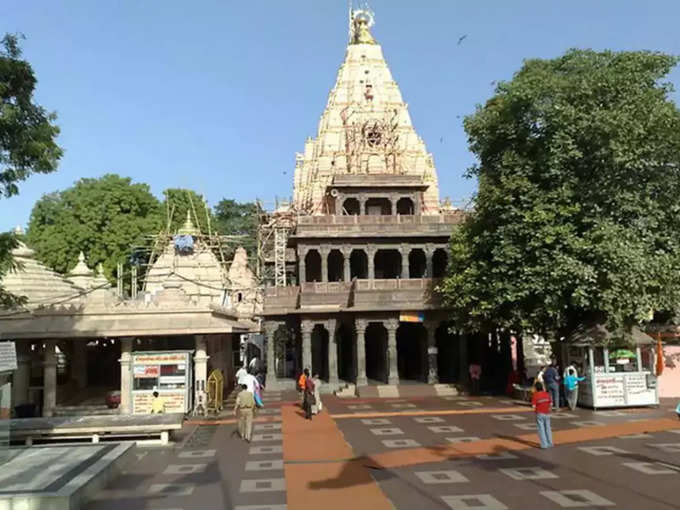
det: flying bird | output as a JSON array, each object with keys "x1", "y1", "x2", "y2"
[
  {"x1": 457, "y1": 34, "x2": 467, "y2": 46},
  {"x1": 440, "y1": 137, "x2": 444, "y2": 144}
]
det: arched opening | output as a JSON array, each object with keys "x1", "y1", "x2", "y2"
[
  {"x1": 396, "y1": 197, "x2": 415, "y2": 215},
  {"x1": 374, "y1": 249, "x2": 402, "y2": 279},
  {"x1": 274, "y1": 325, "x2": 298, "y2": 379},
  {"x1": 328, "y1": 249, "x2": 344, "y2": 282},
  {"x1": 397, "y1": 323, "x2": 427, "y2": 382},
  {"x1": 365, "y1": 197, "x2": 392, "y2": 216},
  {"x1": 305, "y1": 250, "x2": 322, "y2": 282},
  {"x1": 365, "y1": 323, "x2": 388, "y2": 383},
  {"x1": 436, "y1": 322, "x2": 458, "y2": 383},
  {"x1": 350, "y1": 249, "x2": 368, "y2": 279},
  {"x1": 432, "y1": 248, "x2": 448, "y2": 278},
  {"x1": 342, "y1": 198, "x2": 361, "y2": 215},
  {"x1": 311, "y1": 325, "x2": 329, "y2": 381},
  {"x1": 408, "y1": 249, "x2": 426, "y2": 278},
  {"x1": 337, "y1": 323, "x2": 356, "y2": 382}
]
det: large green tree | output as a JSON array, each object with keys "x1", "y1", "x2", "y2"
[
  {"x1": 439, "y1": 49, "x2": 680, "y2": 340},
  {"x1": 213, "y1": 199, "x2": 258, "y2": 263},
  {"x1": 27, "y1": 174, "x2": 162, "y2": 281},
  {"x1": 1, "y1": 33, "x2": 62, "y2": 306}
]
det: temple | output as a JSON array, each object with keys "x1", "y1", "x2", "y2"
[{"x1": 261, "y1": 10, "x2": 466, "y2": 393}]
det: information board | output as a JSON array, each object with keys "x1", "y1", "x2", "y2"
[{"x1": 131, "y1": 351, "x2": 193, "y2": 414}]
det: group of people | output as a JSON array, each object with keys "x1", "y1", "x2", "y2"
[
  {"x1": 233, "y1": 362, "x2": 265, "y2": 442},
  {"x1": 531, "y1": 361, "x2": 585, "y2": 449},
  {"x1": 297, "y1": 368, "x2": 322, "y2": 420}
]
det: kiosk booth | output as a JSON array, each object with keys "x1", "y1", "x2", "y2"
[
  {"x1": 563, "y1": 324, "x2": 659, "y2": 409},
  {"x1": 130, "y1": 351, "x2": 193, "y2": 414}
]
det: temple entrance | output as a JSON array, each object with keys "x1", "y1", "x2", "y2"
[
  {"x1": 350, "y1": 250, "x2": 368, "y2": 279},
  {"x1": 328, "y1": 249, "x2": 344, "y2": 282},
  {"x1": 274, "y1": 325, "x2": 299, "y2": 379},
  {"x1": 374, "y1": 249, "x2": 401, "y2": 279},
  {"x1": 305, "y1": 250, "x2": 322, "y2": 282},
  {"x1": 436, "y1": 322, "x2": 458, "y2": 383},
  {"x1": 337, "y1": 322, "x2": 355, "y2": 382},
  {"x1": 365, "y1": 323, "x2": 388, "y2": 383},
  {"x1": 311, "y1": 325, "x2": 329, "y2": 381},
  {"x1": 397, "y1": 323, "x2": 426, "y2": 381}
]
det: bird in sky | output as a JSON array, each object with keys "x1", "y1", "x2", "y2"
[{"x1": 457, "y1": 34, "x2": 467, "y2": 45}]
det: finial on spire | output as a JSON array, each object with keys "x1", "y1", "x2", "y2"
[
  {"x1": 178, "y1": 209, "x2": 199, "y2": 235},
  {"x1": 349, "y1": 3, "x2": 376, "y2": 45}
]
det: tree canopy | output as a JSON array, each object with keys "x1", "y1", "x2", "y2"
[
  {"x1": 213, "y1": 198, "x2": 258, "y2": 263},
  {"x1": 161, "y1": 188, "x2": 212, "y2": 235},
  {"x1": 1, "y1": 33, "x2": 62, "y2": 307},
  {"x1": 26, "y1": 174, "x2": 162, "y2": 280},
  {"x1": 439, "y1": 49, "x2": 680, "y2": 340}
]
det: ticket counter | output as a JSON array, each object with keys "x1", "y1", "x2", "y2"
[{"x1": 130, "y1": 351, "x2": 193, "y2": 414}]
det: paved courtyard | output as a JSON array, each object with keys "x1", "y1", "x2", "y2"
[{"x1": 83, "y1": 392, "x2": 680, "y2": 510}]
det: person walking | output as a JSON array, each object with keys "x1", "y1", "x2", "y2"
[
  {"x1": 302, "y1": 368, "x2": 315, "y2": 420},
  {"x1": 563, "y1": 368, "x2": 585, "y2": 410},
  {"x1": 531, "y1": 382, "x2": 554, "y2": 449},
  {"x1": 298, "y1": 370, "x2": 307, "y2": 408},
  {"x1": 311, "y1": 373, "x2": 323, "y2": 415},
  {"x1": 234, "y1": 383, "x2": 255, "y2": 442},
  {"x1": 235, "y1": 365, "x2": 248, "y2": 387},
  {"x1": 469, "y1": 362, "x2": 482, "y2": 395},
  {"x1": 542, "y1": 362, "x2": 560, "y2": 410}
]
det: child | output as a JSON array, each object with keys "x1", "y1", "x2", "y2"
[
  {"x1": 531, "y1": 382, "x2": 553, "y2": 449},
  {"x1": 150, "y1": 391, "x2": 166, "y2": 414}
]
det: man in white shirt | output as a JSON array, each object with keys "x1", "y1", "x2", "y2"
[
  {"x1": 242, "y1": 372, "x2": 259, "y2": 394},
  {"x1": 235, "y1": 366, "x2": 248, "y2": 387}
]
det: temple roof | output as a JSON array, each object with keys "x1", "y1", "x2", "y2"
[{"x1": 293, "y1": 9, "x2": 441, "y2": 214}]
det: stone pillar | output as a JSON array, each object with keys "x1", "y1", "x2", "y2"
[
  {"x1": 327, "y1": 319, "x2": 339, "y2": 385},
  {"x1": 425, "y1": 244, "x2": 434, "y2": 278},
  {"x1": 360, "y1": 198, "x2": 368, "y2": 215},
  {"x1": 400, "y1": 244, "x2": 410, "y2": 279},
  {"x1": 264, "y1": 322, "x2": 279, "y2": 385},
  {"x1": 12, "y1": 341, "x2": 31, "y2": 408},
  {"x1": 119, "y1": 338, "x2": 133, "y2": 414},
  {"x1": 425, "y1": 322, "x2": 439, "y2": 384},
  {"x1": 301, "y1": 320, "x2": 313, "y2": 372},
  {"x1": 71, "y1": 341, "x2": 88, "y2": 390},
  {"x1": 42, "y1": 340, "x2": 57, "y2": 417},
  {"x1": 458, "y1": 333, "x2": 469, "y2": 387},
  {"x1": 389, "y1": 195, "x2": 396, "y2": 215},
  {"x1": 194, "y1": 335, "x2": 210, "y2": 409},
  {"x1": 355, "y1": 319, "x2": 368, "y2": 386},
  {"x1": 342, "y1": 246, "x2": 352, "y2": 282},
  {"x1": 385, "y1": 318, "x2": 400, "y2": 385},
  {"x1": 299, "y1": 251, "x2": 307, "y2": 284},
  {"x1": 320, "y1": 247, "x2": 329, "y2": 283},
  {"x1": 367, "y1": 246, "x2": 376, "y2": 280}
]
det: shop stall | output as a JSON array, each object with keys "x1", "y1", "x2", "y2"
[
  {"x1": 130, "y1": 351, "x2": 193, "y2": 414},
  {"x1": 563, "y1": 324, "x2": 658, "y2": 409}
]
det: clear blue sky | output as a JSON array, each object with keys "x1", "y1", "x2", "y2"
[{"x1": 2, "y1": 0, "x2": 679, "y2": 231}]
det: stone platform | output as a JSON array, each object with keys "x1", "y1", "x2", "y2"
[{"x1": 0, "y1": 442, "x2": 134, "y2": 510}]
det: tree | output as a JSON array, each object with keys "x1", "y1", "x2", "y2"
[
  {"x1": 213, "y1": 199, "x2": 258, "y2": 263},
  {"x1": 439, "y1": 50, "x2": 680, "y2": 340},
  {"x1": 161, "y1": 188, "x2": 212, "y2": 235},
  {"x1": 1, "y1": 33, "x2": 62, "y2": 306},
  {"x1": 26, "y1": 174, "x2": 162, "y2": 281}
]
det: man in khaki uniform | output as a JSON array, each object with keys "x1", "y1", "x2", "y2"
[{"x1": 234, "y1": 384, "x2": 255, "y2": 442}]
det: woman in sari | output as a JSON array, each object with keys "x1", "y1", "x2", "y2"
[{"x1": 311, "y1": 374, "x2": 323, "y2": 415}]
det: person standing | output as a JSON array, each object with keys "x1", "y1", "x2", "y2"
[
  {"x1": 542, "y1": 363, "x2": 560, "y2": 410},
  {"x1": 298, "y1": 370, "x2": 307, "y2": 408},
  {"x1": 563, "y1": 368, "x2": 585, "y2": 410},
  {"x1": 234, "y1": 383, "x2": 255, "y2": 442},
  {"x1": 469, "y1": 362, "x2": 482, "y2": 395},
  {"x1": 531, "y1": 382, "x2": 554, "y2": 449},
  {"x1": 311, "y1": 373, "x2": 323, "y2": 415},
  {"x1": 235, "y1": 365, "x2": 248, "y2": 387},
  {"x1": 302, "y1": 368, "x2": 315, "y2": 420}
]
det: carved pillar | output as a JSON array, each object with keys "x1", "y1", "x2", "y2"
[
  {"x1": 194, "y1": 335, "x2": 210, "y2": 413},
  {"x1": 389, "y1": 194, "x2": 396, "y2": 215},
  {"x1": 425, "y1": 321, "x2": 439, "y2": 384},
  {"x1": 320, "y1": 246, "x2": 330, "y2": 283},
  {"x1": 12, "y1": 341, "x2": 31, "y2": 407},
  {"x1": 360, "y1": 197, "x2": 368, "y2": 215},
  {"x1": 71, "y1": 341, "x2": 88, "y2": 390},
  {"x1": 301, "y1": 320, "x2": 313, "y2": 372},
  {"x1": 42, "y1": 340, "x2": 57, "y2": 417},
  {"x1": 355, "y1": 318, "x2": 368, "y2": 386},
  {"x1": 400, "y1": 244, "x2": 410, "y2": 279},
  {"x1": 367, "y1": 246, "x2": 376, "y2": 280},
  {"x1": 342, "y1": 246, "x2": 352, "y2": 282},
  {"x1": 119, "y1": 338, "x2": 133, "y2": 414},
  {"x1": 298, "y1": 248, "x2": 307, "y2": 284},
  {"x1": 425, "y1": 243, "x2": 434, "y2": 278},
  {"x1": 327, "y1": 319, "x2": 339, "y2": 385},
  {"x1": 385, "y1": 318, "x2": 400, "y2": 385},
  {"x1": 264, "y1": 322, "x2": 279, "y2": 384}
]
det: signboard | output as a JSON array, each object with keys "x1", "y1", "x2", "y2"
[
  {"x1": 130, "y1": 351, "x2": 193, "y2": 414},
  {"x1": 593, "y1": 376, "x2": 626, "y2": 406},
  {"x1": 590, "y1": 372, "x2": 658, "y2": 408},
  {"x1": 400, "y1": 311, "x2": 424, "y2": 323},
  {"x1": 0, "y1": 342, "x2": 17, "y2": 373},
  {"x1": 133, "y1": 353, "x2": 187, "y2": 364},
  {"x1": 134, "y1": 365, "x2": 160, "y2": 378}
]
